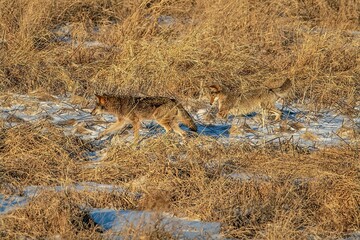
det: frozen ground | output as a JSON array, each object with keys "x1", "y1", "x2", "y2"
[
  {"x1": 0, "y1": 92, "x2": 359, "y2": 238},
  {"x1": 0, "y1": 93, "x2": 358, "y2": 147},
  {"x1": 91, "y1": 209, "x2": 221, "y2": 239}
]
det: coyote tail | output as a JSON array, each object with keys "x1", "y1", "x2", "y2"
[
  {"x1": 176, "y1": 103, "x2": 198, "y2": 132},
  {"x1": 272, "y1": 79, "x2": 292, "y2": 97}
]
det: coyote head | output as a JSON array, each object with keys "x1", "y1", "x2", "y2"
[
  {"x1": 91, "y1": 94, "x2": 107, "y2": 115},
  {"x1": 206, "y1": 85, "x2": 230, "y2": 119},
  {"x1": 206, "y1": 84, "x2": 222, "y2": 106}
]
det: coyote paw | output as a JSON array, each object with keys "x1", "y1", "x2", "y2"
[{"x1": 187, "y1": 131, "x2": 198, "y2": 138}]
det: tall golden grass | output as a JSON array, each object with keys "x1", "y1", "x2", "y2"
[
  {"x1": 0, "y1": 0, "x2": 359, "y2": 108},
  {"x1": 0, "y1": 0, "x2": 359, "y2": 239}
]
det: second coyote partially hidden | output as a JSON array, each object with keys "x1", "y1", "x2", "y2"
[
  {"x1": 91, "y1": 95, "x2": 197, "y2": 141},
  {"x1": 206, "y1": 79, "x2": 292, "y2": 121}
]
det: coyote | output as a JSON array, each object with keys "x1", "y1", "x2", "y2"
[
  {"x1": 91, "y1": 94, "x2": 197, "y2": 141},
  {"x1": 206, "y1": 79, "x2": 292, "y2": 121}
]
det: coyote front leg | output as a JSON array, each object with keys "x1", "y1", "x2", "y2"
[{"x1": 97, "y1": 119, "x2": 127, "y2": 139}]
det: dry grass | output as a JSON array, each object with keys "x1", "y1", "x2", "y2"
[
  {"x1": 1, "y1": 123, "x2": 359, "y2": 238},
  {"x1": 0, "y1": 0, "x2": 359, "y2": 239},
  {"x1": 0, "y1": 121, "x2": 85, "y2": 192},
  {"x1": 0, "y1": 189, "x2": 140, "y2": 239},
  {"x1": 0, "y1": 0, "x2": 359, "y2": 109}
]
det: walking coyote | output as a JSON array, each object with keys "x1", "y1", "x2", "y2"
[
  {"x1": 91, "y1": 94, "x2": 197, "y2": 141},
  {"x1": 206, "y1": 79, "x2": 292, "y2": 121}
]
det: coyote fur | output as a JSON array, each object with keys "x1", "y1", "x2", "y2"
[
  {"x1": 206, "y1": 79, "x2": 292, "y2": 121},
  {"x1": 91, "y1": 94, "x2": 197, "y2": 141}
]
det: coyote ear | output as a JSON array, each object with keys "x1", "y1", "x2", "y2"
[
  {"x1": 208, "y1": 84, "x2": 222, "y2": 92},
  {"x1": 95, "y1": 94, "x2": 106, "y2": 104}
]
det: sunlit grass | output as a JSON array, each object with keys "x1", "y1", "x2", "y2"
[{"x1": 0, "y1": 0, "x2": 359, "y2": 239}]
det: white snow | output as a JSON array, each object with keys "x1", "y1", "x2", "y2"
[
  {"x1": 0, "y1": 194, "x2": 28, "y2": 214},
  {"x1": 90, "y1": 209, "x2": 221, "y2": 239},
  {"x1": 0, "y1": 93, "x2": 358, "y2": 157}
]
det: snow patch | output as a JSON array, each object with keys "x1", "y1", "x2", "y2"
[{"x1": 90, "y1": 209, "x2": 222, "y2": 239}]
